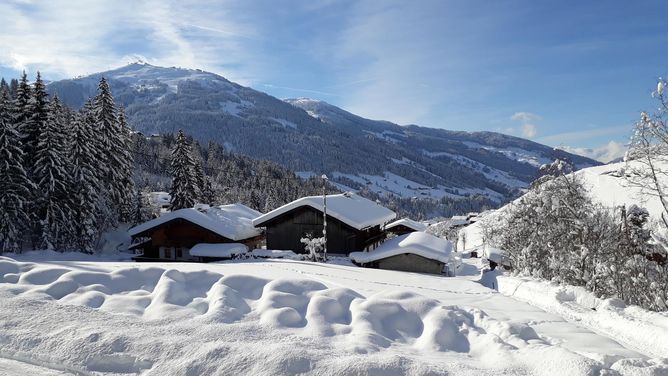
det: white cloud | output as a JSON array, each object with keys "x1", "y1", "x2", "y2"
[
  {"x1": 0, "y1": 1, "x2": 258, "y2": 83},
  {"x1": 558, "y1": 141, "x2": 627, "y2": 163},
  {"x1": 511, "y1": 111, "x2": 541, "y2": 123},
  {"x1": 509, "y1": 111, "x2": 540, "y2": 139},
  {"x1": 522, "y1": 123, "x2": 537, "y2": 138},
  {"x1": 536, "y1": 125, "x2": 630, "y2": 144}
]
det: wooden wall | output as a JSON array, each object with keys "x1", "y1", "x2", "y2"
[{"x1": 263, "y1": 206, "x2": 386, "y2": 255}]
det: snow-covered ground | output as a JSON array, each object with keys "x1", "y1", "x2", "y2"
[{"x1": 1, "y1": 254, "x2": 666, "y2": 375}]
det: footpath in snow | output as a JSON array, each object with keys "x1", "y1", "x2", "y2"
[{"x1": 0, "y1": 255, "x2": 667, "y2": 375}]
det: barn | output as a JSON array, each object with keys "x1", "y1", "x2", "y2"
[
  {"x1": 252, "y1": 192, "x2": 396, "y2": 255},
  {"x1": 128, "y1": 203, "x2": 264, "y2": 262},
  {"x1": 384, "y1": 218, "x2": 427, "y2": 236},
  {"x1": 349, "y1": 232, "x2": 454, "y2": 275}
]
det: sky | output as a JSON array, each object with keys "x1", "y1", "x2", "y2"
[{"x1": 1, "y1": 0, "x2": 667, "y2": 162}]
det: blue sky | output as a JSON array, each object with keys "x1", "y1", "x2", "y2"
[{"x1": 1, "y1": 0, "x2": 667, "y2": 161}]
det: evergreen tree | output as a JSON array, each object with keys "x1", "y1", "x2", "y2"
[
  {"x1": 9, "y1": 79, "x2": 18, "y2": 98},
  {"x1": 115, "y1": 107, "x2": 136, "y2": 222},
  {"x1": 25, "y1": 72, "x2": 49, "y2": 172},
  {"x1": 0, "y1": 90, "x2": 34, "y2": 253},
  {"x1": 33, "y1": 96, "x2": 72, "y2": 250},
  {"x1": 169, "y1": 130, "x2": 198, "y2": 210},
  {"x1": 13, "y1": 71, "x2": 32, "y2": 159},
  {"x1": 0, "y1": 78, "x2": 8, "y2": 94},
  {"x1": 69, "y1": 108, "x2": 101, "y2": 252}
]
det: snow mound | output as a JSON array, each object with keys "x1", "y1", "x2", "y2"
[
  {"x1": 190, "y1": 243, "x2": 248, "y2": 258},
  {"x1": 1, "y1": 256, "x2": 666, "y2": 375}
]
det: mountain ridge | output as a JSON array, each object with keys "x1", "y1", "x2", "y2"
[{"x1": 47, "y1": 63, "x2": 600, "y2": 204}]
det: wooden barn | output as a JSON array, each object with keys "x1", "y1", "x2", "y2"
[
  {"x1": 350, "y1": 232, "x2": 454, "y2": 275},
  {"x1": 384, "y1": 218, "x2": 427, "y2": 236},
  {"x1": 252, "y1": 192, "x2": 396, "y2": 255},
  {"x1": 128, "y1": 203, "x2": 264, "y2": 262}
]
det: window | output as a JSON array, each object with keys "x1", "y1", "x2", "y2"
[
  {"x1": 176, "y1": 248, "x2": 183, "y2": 258},
  {"x1": 163, "y1": 248, "x2": 172, "y2": 259}
]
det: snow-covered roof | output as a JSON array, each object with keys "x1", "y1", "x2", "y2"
[
  {"x1": 189, "y1": 243, "x2": 248, "y2": 258},
  {"x1": 350, "y1": 232, "x2": 453, "y2": 264},
  {"x1": 128, "y1": 203, "x2": 263, "y2": 241},
  {"x1": 449, "y1": 216, "x2": 470, "y2": 227},
  {"x1": 253, "y1": 192, "x2": 396, "y2": 230},
  {"x1": 384, "y1": 218, "x2": 427, "y2": 232}
]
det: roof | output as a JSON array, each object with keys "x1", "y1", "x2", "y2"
[
  {"x1": 189, "y1": 243, "x2": 248, "y2": 258},
  {"x1": 350, "y1": 232, "x2": 453, "y2": 264},
  {"x1": 449, "y1": 216, "x2": 470, "y2": 227},
  {"x1": 128, "y1": 203, "x2": 263, "y2": 241},
  {"x1": 385, "y1": 218, "x2": 427, "y2": 232},
  {"x1": 252, "y1": 192, "x2": 396, "y2": 230}
]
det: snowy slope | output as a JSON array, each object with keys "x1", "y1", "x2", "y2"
[
  {"x1": 46, "y1": 64, "x2": 599, "y2": 205},
  {"x1": 1, "y1": 255, "x2": 666, "y2": 375},
  {"x1": 459, "y1": 160, "x2": 668, "y2": 252}
]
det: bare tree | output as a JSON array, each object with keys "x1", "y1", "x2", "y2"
[{"x1": 625, "y1": 78, "x2": 668, "y2": 230}]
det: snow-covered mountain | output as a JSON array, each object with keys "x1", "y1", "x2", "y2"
[{"x1": 48, "y1": 63, "x2": 600, "y2": 204}]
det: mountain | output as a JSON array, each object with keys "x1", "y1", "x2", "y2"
[{"x1": 47, "y1": 62, "x2": 600, "y2": 204}]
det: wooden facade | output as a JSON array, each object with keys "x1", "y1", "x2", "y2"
[
  {"x1": 386, "y1": 224, "x2": 418, "y2": 236},
  {"x1": 131, "y1": 219, "x2": 263, "y2": 262},
  {"x1": 362, "y1": 253, "x2": 445, "y2": 275},
  {"x1": 257, "y1": 206, "x2": 386, "y2": 255}
]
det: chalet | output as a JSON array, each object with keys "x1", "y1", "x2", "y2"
[
  {"x1": 350, "y1": 232, "x2": 454, "y2": 275},
  {"x1": 384, "y1": 218, "x2": 427, "y2": 236},
  {"x1": 128, "y1": 203, "x2": 264, "y2": 262},
  {"x1": 252, "y1": 192, "x2": 396, "y2": 255}
]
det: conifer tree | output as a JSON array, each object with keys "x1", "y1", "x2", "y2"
[
  {"x1": 0, "y1": 90, "x2": 34, "y2": 253},
  {"x1": 13, "y1": 71, "x2": 32, "y2": 158},
  {"x1": 9, "y1": 79, "x2": 18, "y2": 98},
  {"x1": 115, "y1": 107, "x2": 136, "y2": 221},
  {"x1": 69, "y1": 108, "x2": 101, "y2": 252},
  {"x1": 169, "y1": 130, "x2": 198, "y2": 210},
  {"x1": 33, "y1": 96, "x2": 72, "y2": 250},
  {"x1": 25, "y1": 72, "x2": 49, "y2": 171}
]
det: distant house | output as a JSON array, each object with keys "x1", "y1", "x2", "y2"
[
  {"x1": 349, "y1": 232, "x2": 453, "y2": 275},
  {"x1": 252, "y1": 192, "x2": 396, "y2": 255},
  {"x1": 384, "y1": 218, "x2": 427, "y2": 236},
  {"x1": 128, "y1": 203, "x2": 264, "y2": 262}
]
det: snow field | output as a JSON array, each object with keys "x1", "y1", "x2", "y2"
[
  {"x1": 495, "y1": 275, "x2": 668, "y2": 359},
  {"x1": 1, "y1": 256, "x2": 667, "y2": 375}
]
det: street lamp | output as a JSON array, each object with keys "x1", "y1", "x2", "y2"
[{"x1": 321, "y1": 174, "x2": 328, "y2": 262}]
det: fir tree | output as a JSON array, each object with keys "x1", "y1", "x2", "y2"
[
  {"x1": 69, "y1": 108, "x2": 101, "y2": 252},
  {"x1": 115, "y1": 107, "x2": 136, "y2": 222},
  {"x1": 0, "y1": 90, "x2": 34, "y2": 253},
  {"x1": 33, "y1": 96, "x2": 72, "y2": 250},
  {"x1": 25, "y1": 72, "x2": 49, "y2": 172},
  {"x1": 169, "y1": 130, "x2": 198, "y2": 210},
  {"x1": 9, "y1": 79, "x2": 18, "y2": 98},
  {"x1": 13, "y1": 71, "x2": 32, "y2": 158}
]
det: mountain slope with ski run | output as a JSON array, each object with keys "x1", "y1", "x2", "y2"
[{"x1": 47, "y1": 63, "x2": 599, "y2": 204}]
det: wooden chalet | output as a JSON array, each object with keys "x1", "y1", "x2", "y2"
[
  {"x1": 128, "y1": 203, "x2": 264, "y2": 262},
  {"x1": 350, "y1": 232, "x2": 454, "y2": 275},
  {"x1": 252, "y1": 192, "x2": 396, "y2": 255},
  {"x1": 384, "y1": 218, "x2": 428, "y2": 236}
]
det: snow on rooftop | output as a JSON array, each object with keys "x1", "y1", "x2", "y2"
[
  {"x1": 385, "y1": 218, "x2": 427, "y2": 232},
  {"x1": 129, "y1": 203, "x2": 262, "y2": 241},
  {"x1": 350, "y1": 232, "x2": 453, "y2": 264},
  {"x1": 189, "y1": 243, "x2": 248, "y2": 258},
  {"x1": 253, "y1": 192, "x2": 396, "y2": 230}
]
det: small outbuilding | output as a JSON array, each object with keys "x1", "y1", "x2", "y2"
[
  {"x1": 350, "y1": 232, "x2": 453, "y2": 275},
  {"x1": 384, "y1": 218, "x2": 427, "y2": 236},
  {"x1": 252, "y1": 192, "x2": 396, "y2": 255},
  {"x1": 128, "y1": 203, "x2": 264, "y2": 262}
]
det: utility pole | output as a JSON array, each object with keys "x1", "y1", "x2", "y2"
[{"x1": 322, "y1": 174, "x2": 328, "y2": 262}]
